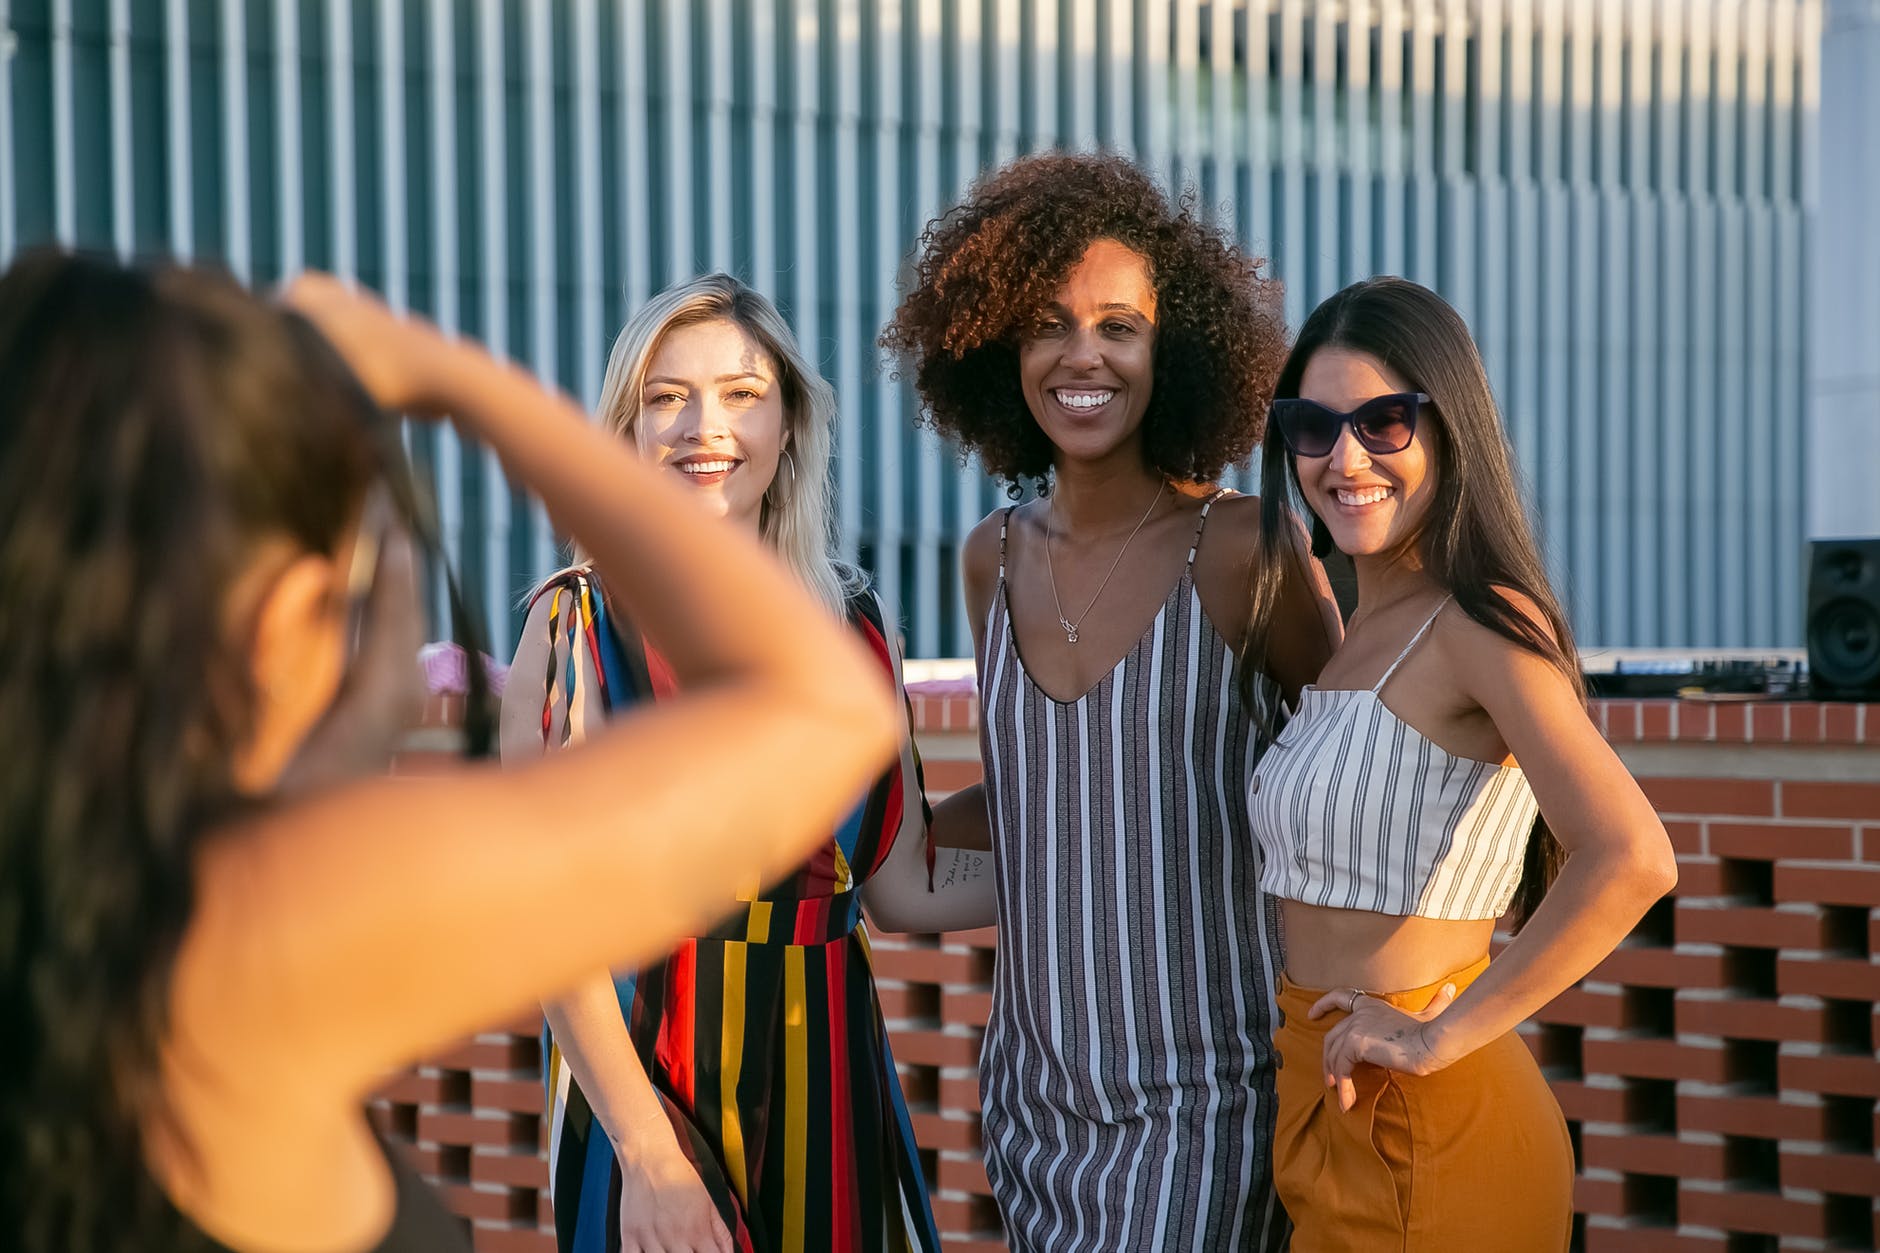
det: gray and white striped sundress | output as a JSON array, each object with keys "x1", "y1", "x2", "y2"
[{"x1": 975, "y1": 494, "x2": 1291, "y2": 1252}]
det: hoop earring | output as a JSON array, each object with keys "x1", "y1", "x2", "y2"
[{"x1": 778, "y1": 449, "x2": 798, "y2": 497}]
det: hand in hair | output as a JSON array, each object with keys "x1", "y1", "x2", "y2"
[{"x1": 279, "y1": 273, "x2": 457, "y2": 416}]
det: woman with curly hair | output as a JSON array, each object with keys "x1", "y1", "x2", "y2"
[{"x1": 883, "y1": 151, "x2": 1340, "y2": 1251}]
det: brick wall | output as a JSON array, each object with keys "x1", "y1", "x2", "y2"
[{"x1": 377, "y1": 694, "x2": 1880, "y2": 1252}]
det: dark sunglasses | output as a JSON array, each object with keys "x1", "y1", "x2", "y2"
[{"x1": 1269, "y1": 392, "x2": 1429, "y2": 458}]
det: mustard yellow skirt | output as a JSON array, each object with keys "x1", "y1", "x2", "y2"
[{"x1": 1273, "y1": 956, "x2": 1573, "y2": 1252}]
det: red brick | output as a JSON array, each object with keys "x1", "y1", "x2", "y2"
[
  {"x1": 1707, "y1": 820, "x2": 1857, "y2": 863},
  {"x1": 416, "y1": 1110, "x2": 512, "y2": 1149},
  {"x1": 1675, "y1": 901, "x2": 1831, "y2": 949},
  {"x1": 1678, "y1": 1185, "x2": 1827, "y2": 1239},
  {"x1": 939, "y1": 1240, "x2": 1010, "y2": 1253},
  {"x1": 1752, "y1": 704, "x2": 1788, "y2": 742},
  {"x1": 437, "y1": 1182, "x2": 509, "y2": 1222},
  {"x1": 1675, "y1": 701, "x2": 1717, "y2": 741},
  {"x1": 1782, "y1": 780, "x2": 1880, "y2": 822},
  {"x1": 1579, "y1": 1129, "x2": 1726, "y2": 1180},
  {"x1": 1641, "y1": 777, "x2": 1776, "y2": 817},
  {"x1": 1779, "y1": 1050, "x2": 1880, "y2": 1098},
  {"x1": 1639, "y1": 702, "x2": 1674, "y2": 741},
  {"x1": 891, "y1": 1027, "x2": 983, "y2": 1068},
  {"x1": 1573, "y1": 1172, "x2": 1628, "y2": 1216},
  {"x1": 1823, "y1": 703, "x2": 1866, "y2": 745},
  {"x1": 1582, "y1": 1226, "x2": 1725, "y2": 1253},
  {"x1": 469, "y1": 1147, "x2": 550, "y2": 1190},
  {"x1": 1549, "y1": 1078, "x2": 1631, "y2": 1123},
  {"x1": 433, "y1": 1038, "x2": 534, "y2": 1073},
  {"x1": 1589, "y1": 945, "x2": 1729, "y2": 988},
  {"x1": 473, "y1": 1230, "x2": 558, "y2": 1253},
  {"x1": 1674, "y1": 995, "x2": 1826, "y2": 1043},
  {"x1": 1581, "y1": 1037, "x2": 1729, "y2": 1084},
  {"x1": 1780, "y1": 1145, "x2": 1880, "y2": 1194},
  {"x1": 868, "y1": 945, "x2": 993, "y2": 986},
  {"x1": 471, "y1": 1078, "x2": 545, "y2": 1117},
  {"x1": 923, "y1": 758, "x2": 984, "y2": 794},
  {"x1": 1674, "y1": 856, "x2": 1728, "y2": 898},
  {"x1": 943, "y1": 926, "x2": 998, "y2": 949},
  {"x1": 936, "y1": 1152, "x2": 993, "y2": 1196},
  {"x1": 1664, "y1": 820, "x2": 1706, "y2": 856},
  {"x1": 1787, "y1": 704, "x2": 1826, "y2": 744},
  {"x1": 1675, "y1": 1092, "x2": 1827, "y2": 1141},
  {"x1": 376, "y1": 1070, "x2": 452, "y2": 1106},
  {"x1": 1773, "y1": 862, "x2": 1880, "y2": 908},
  {"x1": 908, "y1": 1110, "x2": 981, "y2": 1151},
  {"x1": 1778, "y1": 952, "x2": 1880, "y2": 1001},
  {"x1": 943, "y1": 987, "x2": 995, "y2": 1026},
  {"x1": 940, "y1": 1074, "x2": 984, "y2": 1114},
  {"x1": 1715, "y1": 703, "x2": 1751, "y2": 741}
]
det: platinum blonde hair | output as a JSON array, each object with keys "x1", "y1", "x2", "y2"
[{"x1": 592, "y1": 274, "x2": 864, "y2": 614}]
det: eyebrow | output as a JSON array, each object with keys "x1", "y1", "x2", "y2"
[
  {"x1": 642, "y1": 372, "x2": 770, "y2": 387},
  {"x1": 1041, "y1": 300, "x2": 1149, "y2": 317}
]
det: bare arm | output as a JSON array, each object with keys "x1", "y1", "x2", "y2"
[
  {"x1": 170, "y1": 282, "x2": 902, "y2": 1110},
  {"x1": 1317, "y1": 601, "x2": 1676, "y2": 1097},
  {"x1": 1415, "y1": 610, "x2": 1676, "y2": 1058}
]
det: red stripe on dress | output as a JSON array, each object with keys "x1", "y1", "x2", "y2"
[
  {"x1": 824, "y1": 941, "x2": 857, "y2": 1253},
  {"x1": 655, "y1": 941, "x2": 697, "y2": 1108},
  {"x1": 793, "y1": 897, "x2": 827, "y2": 947},
  {"x1": 643, "y1": 640, "x2": 680, "y2": 700}
]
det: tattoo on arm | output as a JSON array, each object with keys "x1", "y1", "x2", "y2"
[{"x1": 938, "y1": 852, "x2": 988, "y2": 889}]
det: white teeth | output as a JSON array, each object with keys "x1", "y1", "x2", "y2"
[
  {"x1": 1336, "y1": 486, "x2": 1393, "y2": 506},
  {"x1": 679, "y1": 460, "x2": 736, "y2": 475},
  {"x1": 1054, "y1": 389, "x2": 1115, "y2": 411}
]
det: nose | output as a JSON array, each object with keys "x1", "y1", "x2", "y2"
[
  {"x1": 1064, "y1": 324, "x2": 1104, "y2": 372},
  {"x1": 1326, "y1": 423, "x2": 1371, "y2": 476},
  {"x1": 682, "y1": 395, "x2": 733, "y2": 444}
]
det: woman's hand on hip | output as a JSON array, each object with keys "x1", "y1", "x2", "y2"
[
  {"x1": 1308, "y1": 982, "x2": 1462, "y2": 1112},
  {"x1": 616, "y1": 1132, "x2": 734, "y2": 1253}
]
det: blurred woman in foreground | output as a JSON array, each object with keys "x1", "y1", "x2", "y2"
[{"x1": 0, "y1": 253, "x2": 898, "y2": 1253}]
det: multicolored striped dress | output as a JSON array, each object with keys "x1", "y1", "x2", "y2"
[{"x1": 521, "y1": 568, "x2": 942, "y2": 1253}]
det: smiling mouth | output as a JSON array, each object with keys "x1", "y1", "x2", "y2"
[
  {"x1": 1052, "y1": 388, "x2": 1116, "y2": 413},
  {"x1": 1332, "y1": 485, "x2": 1395, "y2": 508},
  {"x1": 673, "y1": 457, "x2": 741, "y2": 485}
]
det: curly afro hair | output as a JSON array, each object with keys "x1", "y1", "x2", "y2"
[{"x1": 881, "y1": 150, "x2": 1288, "y2": 493}]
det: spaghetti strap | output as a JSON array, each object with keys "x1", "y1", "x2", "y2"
[
  {"x1": 1373, "y1": 594, "x2": 1453, "y2": 693},
  {"x1": 997, "y1": 506, "x2": 1017, "y2": 582},
  {"x1": 1186, "y1": 488, "x2": 1233, "y2": 569}
]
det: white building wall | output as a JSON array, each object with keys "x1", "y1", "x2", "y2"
[{"x1": 0, "y1": 0, "x2": 1829, "y2": 652}]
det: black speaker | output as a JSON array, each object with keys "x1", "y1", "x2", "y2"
[{"x1": 1807, "y1": 539, "x2": 1880, "y2": 699}]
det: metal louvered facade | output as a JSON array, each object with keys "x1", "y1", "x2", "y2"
[{"x1": 0, "y1": 1, "x2": 1822, "y2": 655}]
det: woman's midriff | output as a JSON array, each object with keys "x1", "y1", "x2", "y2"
[{"x1": 1278, "y1": 899, "x2": 1498, "y2": 991}]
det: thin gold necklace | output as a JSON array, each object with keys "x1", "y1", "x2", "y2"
[{"x1": 1044, "y1": 483, "x2": 1166, "y2": 644}]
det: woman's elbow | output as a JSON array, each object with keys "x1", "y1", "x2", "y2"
[{"x1": 1629, "y1": 823, "x2": 1680, "y2": 902}]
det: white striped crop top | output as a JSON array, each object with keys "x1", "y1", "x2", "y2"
[{"x1": 1247, "y1": 597, "x2": 1540, "y2": 921}]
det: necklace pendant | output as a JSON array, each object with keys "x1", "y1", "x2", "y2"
[{"x1": 1060, "y1": 619, "x2": 1079, "y2": 644}]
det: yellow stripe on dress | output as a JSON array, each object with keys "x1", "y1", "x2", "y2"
[
  {"x1": 745, "y1": 899, "x2": 773, "y2": 945},
  {"x1": 719, "y1": 941, "x2": 750, "y2": 1207},
  {"x1": 783, "y1": 947, "x2": 809, "y2": 1251}
]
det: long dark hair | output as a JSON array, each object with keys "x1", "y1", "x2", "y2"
[
  {"x1": 0, "y1": 252, "x2": 475, "y2": 1250},
  {"x1": 1242, "y1": 277, "x2": 1577, "y2": 928}
]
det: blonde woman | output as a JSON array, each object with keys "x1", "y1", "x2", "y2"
[{"x1": 503, "y1": 275, "x2": 992, "y2": 1253}]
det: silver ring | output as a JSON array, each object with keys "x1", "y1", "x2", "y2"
[{"x1": 1347, "y1": 989, "x2": 1364, "y2": 1013}]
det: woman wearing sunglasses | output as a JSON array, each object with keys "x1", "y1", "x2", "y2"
[
  {"x1": 0, "y1": 254, "x2": 899, "y2": 1253},
  {"x1": 1242, "y1": 277, "x2": 1676, "y2": 1250}
]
